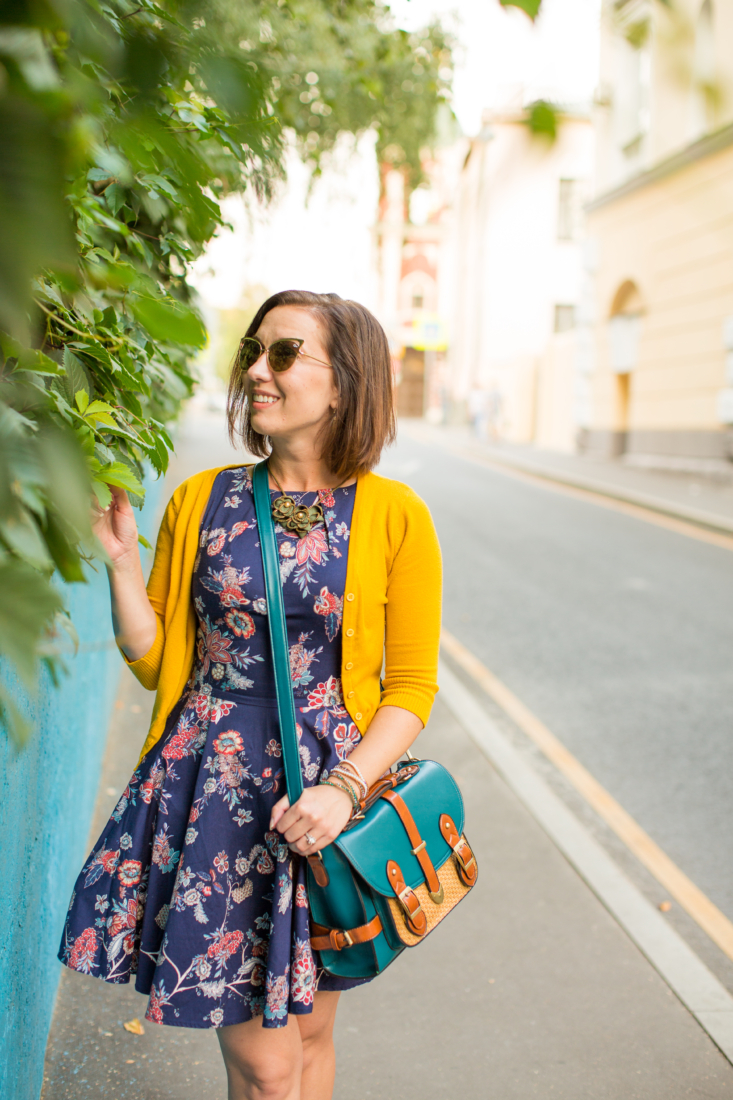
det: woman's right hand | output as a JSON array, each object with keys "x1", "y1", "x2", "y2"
[{"x1": 93, "y1": 484, "x2": 141, "y2": 570}]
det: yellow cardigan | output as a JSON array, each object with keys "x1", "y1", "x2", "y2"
[{"x1": 127, "y1": 464, "x2": 442, "y2": 763}]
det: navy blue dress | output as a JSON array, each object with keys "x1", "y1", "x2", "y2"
[{"x1": 59, "y1": 466, "x2": 369, "y2": 1029}]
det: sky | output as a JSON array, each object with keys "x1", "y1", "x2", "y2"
[
  {"x1": 389, "y1": 0, "x2": 602, "y2": 134},
  {"x1": 190, "y1": 0, "x2": 602, "y2": 316}
]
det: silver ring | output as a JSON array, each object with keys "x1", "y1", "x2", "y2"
[{"x1": 304, "y1": 832, "x2": 315, "y2": 847}]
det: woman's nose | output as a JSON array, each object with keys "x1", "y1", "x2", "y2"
[{"x1": 247, "y1": 351, "x2": 271, "y2": 380}]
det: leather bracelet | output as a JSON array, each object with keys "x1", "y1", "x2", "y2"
[{"x1": 320, "y1": 778, "x2": 360, "y2": 812}]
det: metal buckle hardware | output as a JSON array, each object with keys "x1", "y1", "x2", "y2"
[
  {"x1": 341, "y1": 930, "x2": 354, "y2": 948},
  {"x1": 411, "y1": 840, "x2": 426, "y2": 856},
  {"x1": 429, "y1": 883, "x2": 445, "y2": 905},
  {"x1": 454, "y1": 841, "x2": 475, "y2": 873},
  {"x1": 397, "y1": 884, "x2": 422, "y2": 919}
]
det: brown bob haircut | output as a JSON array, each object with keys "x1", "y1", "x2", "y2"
[{"x1": 226, "y1": 290, "x2": 396, "y2": 481}]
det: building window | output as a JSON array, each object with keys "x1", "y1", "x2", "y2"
[
  {"x1": 412, "y1": 290, "x2": 424, "y2": 310},
  {"x1": 554, "y1": 304, "x2": 576, "y2": 333},
  {"x1": 609, "y1": 313, "x2": 641, "y2": 372},
  {"x1": 615, "y1": 2, "x2": 651, "y2": 163},
  {"x1": 557, "y1": 180, "x2": 578, "y2": 241}
]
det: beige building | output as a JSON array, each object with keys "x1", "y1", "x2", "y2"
[
  {"x1": 444, "y1": 108, "x2": 594, "y2": 446},
  {"x1": 582, "y1": 0, "x2": 733, "y2": 464}
]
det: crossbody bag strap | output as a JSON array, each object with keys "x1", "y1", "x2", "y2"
[{"x1": 252, "y1": 461, "x2": 304, "y2": 805}]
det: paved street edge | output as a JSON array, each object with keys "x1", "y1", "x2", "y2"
[
  {"x1": 438, "y1": 659, "x2": 733, "y2": 1065},
  {"x1": 400, "y1": 422, "x2": 733, "y2": 542}
]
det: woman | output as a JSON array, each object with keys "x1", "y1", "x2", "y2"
[{"x1": 59, "y1": 290, "x2": 442, "y2": 1099}]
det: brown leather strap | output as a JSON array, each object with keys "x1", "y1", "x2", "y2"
[
  {"x1": 440, "y1": 814, "x2": 478, "y2": 887},
  {"x1": 381, "y1": 789, "x2": 442, "y2": 901},
  {"x1": 310, "y1": 914, "x2": 383, "y2": 952},
  {"x1": 354, "y1": 764, "x2": 420, "y2": 818},
  {"x1": 387, "y1": 859, "x2": 427, "y2": 937},
  {"x1": 306, "y1": 853, "x2": 329, "y2": 888}
]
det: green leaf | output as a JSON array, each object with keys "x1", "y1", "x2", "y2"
[
  {"x1": 0, "y1": 686, "x2": 32, "y2": 749},
  {"x1": 0, "y1": 509, "x2": 55, "y2": 572},
  {"x1": 0, "y1": 561, "x2": 64, "y2": 688},
  {"x1": 91, "y1": 460, "x2": 144, "y2": 496},
  {"x1": 75, "y1": 389, "x2": 90, "y2": 413},
  {"x1": 131, "y1": 296, "x2": 207, "y2": 348},
  {"x1": 500, "y1": 0, "x2": 543, "y2": 17},
  {"x1": 104, "y1": 182, "x2": 127, "y2": 217},
  {"x1": 525, "y1": 100, "x2": 558, "y2": 141},
  {"x1": 91, "y1": 479, "x2": 112, "y2": 509},
  {"x1": 138, "y1": 533, "x2": 153, "y2": 550},
  {"x1": 64, "y1": 348, "x2": 93, "y2": 403},
  {"x1": 43, "y1": 512, "x2": 87, "y2": 583},
  {"x1": 13, "y1": 345, "x2": 63, "y2": 376}
]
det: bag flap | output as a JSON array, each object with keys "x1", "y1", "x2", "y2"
[{"x1": 334, "y1": 759, "x2": 465, "y2": 897}]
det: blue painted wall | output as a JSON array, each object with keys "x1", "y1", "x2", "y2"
[{"x1": 0, "y1": 485, "x2": 163, "y2": 1100}]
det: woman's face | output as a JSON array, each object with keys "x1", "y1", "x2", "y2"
[{"x1": 244, "y1": 305, "x2": 338, "y2": 446}]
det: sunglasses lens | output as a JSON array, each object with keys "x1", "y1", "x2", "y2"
[
  {"x1": 240, "y1": 338, "x2": 263, "y2": 369},
  {"x1": 269, "y1": 339, "x2": 301, "y2": 372}
]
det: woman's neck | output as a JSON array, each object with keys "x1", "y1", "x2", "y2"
[{"x1": 266, "y1": 445, "x2": 354, "y2": 492}]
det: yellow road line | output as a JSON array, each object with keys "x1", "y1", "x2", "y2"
[
  {"x1": 441, "y1": 626, "x2": 733, "y2": 963},
  {"x1": 410, "y1": 428, "x2": 733, "y2": 552}
]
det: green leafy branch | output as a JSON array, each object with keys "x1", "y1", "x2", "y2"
[{"x1": 0, "y1": 0, "x2": 455, "y2": 747}]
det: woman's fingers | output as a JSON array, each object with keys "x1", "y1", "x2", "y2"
[
  {"x1": 269, "y1": 793, "x2": 290, "y2": 831},
  {"x1": 108, "y1": 484, "x2": 132, "y2": 511}
]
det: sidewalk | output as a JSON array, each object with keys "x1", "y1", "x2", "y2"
[
  {"x1": 401, "y1": 421, "x2": 733, "y2": 535},
  {"x1": 41, "y1": 410, "x2": 733, "y2": 1097},
  {"x1": 42, "y1": 666, "x2": 733, "y2": 1098}
]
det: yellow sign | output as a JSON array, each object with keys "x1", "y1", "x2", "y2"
[{"x1": 410, "y1": 312, "x2": 447, "y2": 351}]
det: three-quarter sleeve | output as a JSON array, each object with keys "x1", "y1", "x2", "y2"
[
  {"x1": 119, "y1": 489, "x2": 180, "y2": 691},
  {"x1": 379, "y1": 492, "x2": 442, "y2": 726}
]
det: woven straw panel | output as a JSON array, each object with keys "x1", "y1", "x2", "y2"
[{"x1": 386, "y1": 843, "x2": 474, "y2": 947}]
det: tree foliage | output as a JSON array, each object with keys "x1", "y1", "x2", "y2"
[{"x1": 0, "y1": 0, "x2": 453, "y2": 746}]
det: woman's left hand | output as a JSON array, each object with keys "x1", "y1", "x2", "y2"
[{"x1": 270, "y1": 784, "x2": 353, "y2": 854}]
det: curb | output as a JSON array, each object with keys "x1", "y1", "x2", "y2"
[
  {"x1": 438, "y1": 659, "x2": 733, "y2": 1066},
  {"x1": 400, "y1": 423, "x2": 733, "y2": 538}
]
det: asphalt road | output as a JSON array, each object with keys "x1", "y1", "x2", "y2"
[{"x1": 377, "y1": 432, "x2": 733, "y2": 924}]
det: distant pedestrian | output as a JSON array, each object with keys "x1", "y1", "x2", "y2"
[{"x1": 58, "y1": 290, "x2": 442, "y2": 1099}]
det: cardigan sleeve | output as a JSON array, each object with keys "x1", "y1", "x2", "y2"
[
  {"x1": 379, "y1": 490, "x2": 442, "y2": 726},
  {"x1": 120, "y1": 487, "x2": 181, "y2": 691}
]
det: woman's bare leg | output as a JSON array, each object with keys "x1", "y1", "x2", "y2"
[
  {"x1": 296, "y1": 991, "x2": 341, "y2": 1100},
  {"x1": 217, "y1": 1012, "x2": 303, "y2": 1100}
]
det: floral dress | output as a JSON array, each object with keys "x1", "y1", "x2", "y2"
[{"x1": 58, "y1": 466, "x2": 369, "y2": 1029}]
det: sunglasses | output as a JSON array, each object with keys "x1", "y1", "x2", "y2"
[{"x1": 236, "y1": 336, "x2": 331, "y2": 373}]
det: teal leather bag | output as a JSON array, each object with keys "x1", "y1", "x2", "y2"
[{"x1": 252, "y1": 460, "x2": 477, "y2": 978}]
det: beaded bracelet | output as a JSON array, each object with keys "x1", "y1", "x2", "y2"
[
  {"x1": 331, "y1": 774, "x2": 361, "y2": 808},
  {"x1": 340, "y1": 759, "x2": 368, "y2": 796},
  {"x1": 319, "y1": 777, "x2": 360, "y2": 813},
  {"x1": 331, "y1": 761, "x2": 367, "y2": 801}
]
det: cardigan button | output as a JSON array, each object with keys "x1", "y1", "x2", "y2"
[
  {"x1": 346, "y1": 593, "x2": 355, "y2": 601},
  {"x1": 346, "y1": 628, "x2": 354, "y2": 637},
  {"x1": 355, "y1": 712, "x2": 363, "y2": 721},
  {"x1": 347, "y1": 691, "x2": 355, "y2": 699},
  {"x1": 345, "y1": 662, "x2": 353, "y2": 670}
]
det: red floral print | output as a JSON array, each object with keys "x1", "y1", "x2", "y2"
[
  {"x1": 207, "y1": 929, "x2": 243, "y2": 961},
  {"x1": 295, "y1": 527, "x2": 328, "y2": 565},
  {"x1": 68, "y1": 927, "x2": 98, "y2": 973}
]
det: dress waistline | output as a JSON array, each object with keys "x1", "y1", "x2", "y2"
[{"x1": 192, "y1": 685, "x2": 312, "y2": 707}]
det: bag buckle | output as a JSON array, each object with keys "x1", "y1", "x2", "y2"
[{"x1": 454, "y1": 839, "x2": 476, "y2": 874}]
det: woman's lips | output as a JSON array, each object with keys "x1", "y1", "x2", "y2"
[{"x1": 251, "y1": 393, "x2": 280, "y2": 407}]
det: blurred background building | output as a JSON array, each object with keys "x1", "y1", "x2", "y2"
[
  {"x1": 581, "y1": 0, "x2": 733, "y2": 469},
  {"x1": 191, "y1": 0, "x2": 733, "y2": 476}
]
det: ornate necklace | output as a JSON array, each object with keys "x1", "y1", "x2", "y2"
[{"x1": 268, "y1": 464, "x2": 348, "y2": 539}]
